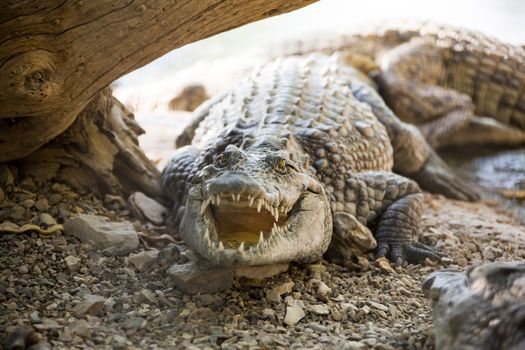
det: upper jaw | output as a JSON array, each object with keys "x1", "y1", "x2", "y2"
[{"x1": 198, "y1": 191, "x2": 292, "y2": 223}]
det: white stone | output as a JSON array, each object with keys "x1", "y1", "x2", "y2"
[
  {"x1": 284, "y1": 306, "x2": 305, "y2": 326},
  {"x1": 127, "y1": 249, "x2": 159, "y2": 271},
  {"x1": 307, "y1": 304, "x2": 330, "y2": 315},
  {"x1": 64, "y1": 214, "x2": 139, "y2": 256},
  {"x1": 64, "y1": 255, "x2": 81, "y2": 272},
  {"x1": 167, "y1": 261, "x2": 233, "y2": 294},
  {"x1": 127, "y1": 192, "x2": 167, "y2": 225}
]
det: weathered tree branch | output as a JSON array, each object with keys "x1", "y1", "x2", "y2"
[{"x1": 0, "y1": 0, "x2": 316, "y2": 161}]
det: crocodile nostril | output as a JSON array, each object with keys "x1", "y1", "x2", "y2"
[{"x1": 208, "y1": 172, "x2": 265, "y2": 196}]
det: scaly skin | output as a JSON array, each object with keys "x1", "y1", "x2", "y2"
[
  {"x1": 275, "y1": 21, "x2": 525, "y2": 148},
  {"x1": 423, "y1": 262, "x2": 525, "y2": 350},
  {"x1": 162, "y1": 55, "x2": 445, "y2": 267}
]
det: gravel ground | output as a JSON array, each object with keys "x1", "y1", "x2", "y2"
[{"x1": 1, "y1": 166, "x2": 524, "y2": 349}]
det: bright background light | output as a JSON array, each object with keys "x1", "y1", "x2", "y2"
[{"x1": 116, "y1": 0, "x2": 525, "y2": 86}]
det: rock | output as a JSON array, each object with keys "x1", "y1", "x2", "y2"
[
  {"x1": 48, "y1": 193, "x2": 62, "y2": 205},
  {"x1": 64, "y1": 214, "x2": 139, "y2": 255},
  {"x1": 128, "y1": 249, "x2": 159, "y2": 272},
  {"x1": 38, "y1": 213, "x2": 56, "y2": 227},
  {"x1": 133, "y1": 289, "x2": 156, "y2": 305},
  {"x1": 69, "y1": 319, "x2": 91, "y2": 338},
  {"x1": 127, "y1": 192, "x2": 167, "y2": 225},
  {"x1": 188, "y1": 307, "x2": 216, "y2": 321},
  {"x1": 344, "y1": 341, "x2": 368, "y2": 350},
  {"x1": 111, "y1": 335, "x2": 128, "y2": 349},
  {"x1": 18, "y1": 265, "x2": 29, "y2": 274},
  {"x1": 265, "y1": 289, "x2": 281, "y2": 303},
  {"x1": 308, "y1": 279, "x2": 331, "y2": 300},
  {"x1": 157, "y1": 244, "x2": 181, "y2": 268},
  {"x1": 271, "y1": 279, "x2": 295, "y2": 296},
  {"x1": 26, "y1": 341, "x2": 52, "y2": 350},
  {"x1": 20, "y1": 178, "x2": 37, "y2": 191},
  {"x1": 262, "y1": 308, "x2": 276, "y2": 319},
  {"x1": 0, "y1": 164, "x2": 15, "y2": 187},
  {"x1": 307, "y1": 304, "x2": 330, "y2": 315},
  {"x1": 29, "y1": 311, "x2": 41, "y2": 324},
  {"x1": 233, "y1": 263, "x2": 289, "y2": 279},
  {"x1": 64, "y1": 255, "x2": 81, "y2": 272},
  {"x1": 2, "y1": 326, "x2": 42, "y2": 350},
  {"x1": 34, "y1": 198, "x2": 50, "y2": 211},
  {"x1": 194, "y1": 294, "x2": 221, "y2": 306},
  {"x1": 326, "y1": 212, "x2": 376, "y2": 264},
  {"x1": 284, "y1": 306, "x2": 305, "y2": 326},
  {"x1": 423, "y1": 262, "x2": 525, "y2": 350},
  {"x1": 22, "y1": 198, "x2": 35, "y2": 209},
  {"x1": 369, "y1": 301, "x2": 389, "y2": 312},
  {"x1": 306, "y1": 263, "x2": 326, "y2": 279},
  {"x1": 331, "y1": 308, "x2": 342, "y2": 321},
  {"x1": 168, "y1": 83, "x2": 209, "y2": 112},
  {"x1": 375, "y1": 257, "x2": 395, "y2": 274},
  {"x1": 74, "y1": 294, "x2": 105, "y2": 317},
  {"x1": 104, "y1": 194, "x2": 126, "y2": 209},
  {"x1": 306, "y1": 322, "x2": 328, "y2": 333},
  {"x1": 285, "y1": 295, "x2": 305, "y2": 308},
  {"x1": 33, "y1": 319, "x2": 61, "y2": 331},
  {"x1": 123, "y1": 317, "x2": 147, "y2": 330},
  {"x1": 167, "y1": 261, "x2": 233, "y2": 294}
]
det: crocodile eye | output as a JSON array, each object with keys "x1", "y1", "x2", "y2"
[
  {"x1": 215, "y1": 154, "x2": 227, "y2": 168},
  {"x1": 276, "y1": 158, "x2": 287, "y2": 174}
]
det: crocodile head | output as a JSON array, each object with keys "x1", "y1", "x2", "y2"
[{"x1": 181, "y1": 133, "x2": 331, "y2": 266}]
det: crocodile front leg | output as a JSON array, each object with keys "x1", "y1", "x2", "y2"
[{"x1": 325, "y1": 172, "x2": 441, "y2": 265}]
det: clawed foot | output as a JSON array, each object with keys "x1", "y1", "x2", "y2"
[
  {"x1": 412, "y1": 150, "x2": 480, "y2": 202},
  {"x1": 375, "y1": 240, "x2": 443, "y2": 266}
]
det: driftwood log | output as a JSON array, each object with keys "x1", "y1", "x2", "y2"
[
  {"x1": 15, "y1": 88, "x2": 163, "y2": 199},
  {"x1": 0, "y1": 0, "x2": 315, "y2": 197},
  {"x1": 0, "y1": 0, "x2": 315, "y2": 162}
]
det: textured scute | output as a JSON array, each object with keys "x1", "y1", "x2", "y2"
[{"x1": 191, "y1": 55, "x2": 393, "y2": 174}]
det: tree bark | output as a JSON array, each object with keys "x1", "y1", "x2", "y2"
[
  {"x1": 0, "y1": 0, "x2": 316, "y2": 161},
  {"x1": 15, "y1": 88, "x2": 163, "y2": 200}
]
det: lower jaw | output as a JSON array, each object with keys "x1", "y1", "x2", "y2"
[{"x1": 232, "y1": 262, "x2": 290, "y2": 279}]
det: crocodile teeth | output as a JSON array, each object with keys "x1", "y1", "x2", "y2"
[
  {"x1": 235, "y1": 193, "x2": 241, "y2": 202},
  {"x1": 231, "y1": 193, "x2": 236, "y2": 201},
  {"x1": 257, "y1": 199, "x2": 262, "y2": 212},
  {"x1": 249, "y1": 195, "x2": 255, "y2": 207},
  {"x1": 259, "y1": 231, "x2": 264, "y2": 245},
  {"x1": 200, "y1": 198, "x2": 211, "y2": 214},
  {"x1": 204, "y1": 227, "x2": 209, "y2": 241},
  {"x1": 218, "y1": 241, "x2": 224, "y2": 251},
  {"x1": 216, "y1": 195, "x2": 221, "y2": 206},
  {"x1": 238, "y1": 242, "x2": 245, "y2": 253}
]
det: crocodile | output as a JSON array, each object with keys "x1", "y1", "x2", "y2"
[
  {"x1": 162, "y1": 54, "x2": 474, "y2": 267},
  {"x1": 275, "y1": 21, "x2": 525, "y2": 148},
  {"x1": 423, "y1": 262, "x2": 525, "y2": 350}
]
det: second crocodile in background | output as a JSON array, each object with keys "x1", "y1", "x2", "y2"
[{"x1": 162, "y1": 55, "x2": 473, "y2": 269}]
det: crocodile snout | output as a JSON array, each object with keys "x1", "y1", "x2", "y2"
[{"x1": 206, "y1": 171, "x2": 265, "y2": 197}]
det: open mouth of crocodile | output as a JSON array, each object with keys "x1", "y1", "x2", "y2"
[{"x1": 199, "y1": 193, "x2": 295, "y2": 252}]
